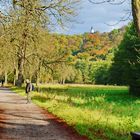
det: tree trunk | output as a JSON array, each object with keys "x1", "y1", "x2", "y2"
[
  {"x1": 13, "y1": 68, "x2": 18, "y2": 86},
  {"x1": 129, "y1": 85, "x2": 140, "y2": 96},
  {"x1": 36, "y1": 61, "x2": 41, "y2": 87},
  {"x1": 16, "y1": 1, "x2": 29, "y2": 87},
  {"x1": 4, "y1": 71, "x2": 7, "y2": 85},
  {"x1": 36, "y1": 72, "x2": 41, "y2": 92},
  {"x1": 132, "y1": 0, "x2": 140, "y2": 36},
  {"x1": 36, "y1": 70, "x2": 40, "y2": 87},
  {"x1": 29, "y1": 75, "x2": 32, "y2": 83},
  {"x1": 62, "y1": 79, "x2": 65, "y2": 84},
  {"x1": 130, "y1": 0, "x2": 140, "y2": 95},
  {"x1": 36, "y1": 75, "x2": 39, "y2": 87},
  {"x1": 16, "y1": 56, "x2": 24, "y2": 87},
  {"x1": 13, "y1": 76, "x2": 16, "y2": 86}
]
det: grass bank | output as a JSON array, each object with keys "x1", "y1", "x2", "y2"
[{"x1": 11, "y1": 84, "x2": 140, "y2": 140}]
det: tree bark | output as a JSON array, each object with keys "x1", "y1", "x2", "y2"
[
  {"x1": 62, "y1": 79, "x2": 65, "y2": 84},
  {"x1": 4, "y1": 71, "x2": 7, "y2": 85},
  {"x1": 130, "y1": 0, "x2": 140, "y2": 95},
  {"x1": 36, "y1": 72, "x2": 40, "y2": 92},
  {"x1": 13, "y1": 68, "x2": 18, "y2": 86},
  {"x1": 36, "y1": 61, "x2": 41, "y2": 87},
  {"x1": 16, "y1": 56, "x2": 24, "y2": 87},
  {"x1": 132, "y1": 0, "x2": 140, "y2": 36},
  {"x1": 129, "y1": 85, "x2": 140, "y2": 96},
  {"x1": 15, "y1": 1, "x2": 30, "y2": 87}
]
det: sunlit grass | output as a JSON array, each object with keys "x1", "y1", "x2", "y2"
[{"x1": 11, "y1": 84, "x2": 140, "y2": 140}]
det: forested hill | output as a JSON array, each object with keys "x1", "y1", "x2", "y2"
[
  {"x1": 42, "y1": 26, "x2": 126, "y2": 84},
  {"x1": 54, "y1": 26, "x2": 126, "y2": 62}
]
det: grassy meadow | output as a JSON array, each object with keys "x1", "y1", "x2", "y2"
[{"x1": 12, "y1": 84, "x2": 140, "y2": 140}]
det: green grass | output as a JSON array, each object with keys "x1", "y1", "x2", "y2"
[{"x1": 11, "y1": 84, "x2": 140, "y2": 140}]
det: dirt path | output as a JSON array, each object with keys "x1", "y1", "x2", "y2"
[{"x1": 0, "y1": 88, "x2": 88, "y2": 140}]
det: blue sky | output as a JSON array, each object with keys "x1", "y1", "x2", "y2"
[{"x1": 56, "y1": 0, "x2": 132, "y2": 35}]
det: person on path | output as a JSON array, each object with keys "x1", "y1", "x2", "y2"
[{"x1": 25, "y1": 79, "x2": 32, "y2": 103}]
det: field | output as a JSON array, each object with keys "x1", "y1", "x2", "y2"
[{"x1": 12, "y1": 84, "x2": 140, "y2": 140}]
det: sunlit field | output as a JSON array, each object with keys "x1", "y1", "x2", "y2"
[{"x1": 12, "y1": 84, "x2": 140, "y2": 140}]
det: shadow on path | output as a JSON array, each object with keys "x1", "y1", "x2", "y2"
[{"x1": 0, "y1": 88, "x2": 88, "y2": 140}]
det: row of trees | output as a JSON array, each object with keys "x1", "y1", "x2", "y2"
[
  {"x1": 0, "y1": 23, "x2": 125, "y2": 85},
  {"x1": 0, "y1": 0, "x2": 140, "y2": 95},
  {"x1": 0, "y1": 0, "x2": 80, "y2": 86}
]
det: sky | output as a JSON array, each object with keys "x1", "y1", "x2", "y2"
[{"x1": 56, "y1": 0, "x2": 132, "y2": 35}]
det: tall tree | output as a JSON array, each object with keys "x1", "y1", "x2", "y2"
[
  {"x1": 109, "y1": 23, "x2": 140, "y2": 95},
  {"x1": 132, "y1": 0, "x2": 140, "y2": 36},
  {"x1": 2, "y1": 0, "x2": 80, "y2": 86}
]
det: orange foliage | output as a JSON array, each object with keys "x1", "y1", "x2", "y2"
[{"x1": 88, "y1": 33, "x2": 100, "y2": 46}]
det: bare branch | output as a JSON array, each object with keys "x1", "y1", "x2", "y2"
[
  {"x1": 105, "y1": 11, "x2": 132, "y2": 26},
  {"x1": 88, "y1": 0, "x2": 127, "y2": 5}
]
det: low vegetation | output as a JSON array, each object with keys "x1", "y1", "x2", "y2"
[{"x1": 12, "y1": 84, "x2": 140, "y2": 140}]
